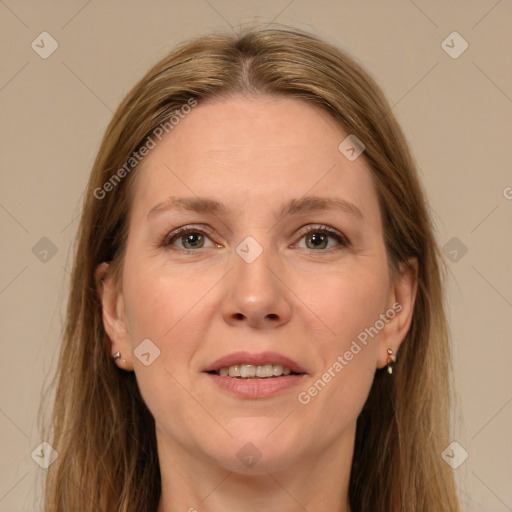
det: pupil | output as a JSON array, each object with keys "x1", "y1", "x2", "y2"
[
  {"x1": 184, "y1": 233, "x2": 203, "y2": 248},
  {"x1": 307, "y1": 233, "x2": 327, "y2": 249}
]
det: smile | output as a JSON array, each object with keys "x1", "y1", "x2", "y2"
[
  {"x1": 209, "y1": 363, "x2": 301, "y2": 379},
  {"x1": 203, "y1": 351, "x2": 307, "y2": 397}
]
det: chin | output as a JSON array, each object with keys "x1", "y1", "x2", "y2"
[
  {"x1": 212, "y1": 446, "x2": 299, "y2": 475},
  {"x1": 204, "y1": 422, "x2": 304, "y2": 474}
]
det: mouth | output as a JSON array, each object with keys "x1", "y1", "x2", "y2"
[{"x1": 203, "y1": 351, "x2": 307, "y2": 399}]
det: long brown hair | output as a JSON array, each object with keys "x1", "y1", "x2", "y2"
[{"x1": 40, "y1": 25, "x2": 461, "y2": 511}]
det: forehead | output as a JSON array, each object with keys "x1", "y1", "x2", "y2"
[{"x1": 129, "y1": 95, "x2": 379, "y2": 223}]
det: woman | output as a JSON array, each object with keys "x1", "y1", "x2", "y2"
[{"x1": 41, "y1": 25, "x2": 461, "y2": 511}]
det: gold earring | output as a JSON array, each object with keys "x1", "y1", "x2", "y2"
[{"x1": 386, "y1": 348, "x2": 396, "y2": 374}]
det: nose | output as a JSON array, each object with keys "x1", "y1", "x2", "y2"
[{"x1": 222, "y1": 244, "x2": 293, "y2": 329}]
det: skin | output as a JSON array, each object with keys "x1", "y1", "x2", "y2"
[{"x1": 95, "y1": 95, "x2": 417, "y2": 512}]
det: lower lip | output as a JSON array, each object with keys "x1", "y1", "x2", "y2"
[{"x1": 204, "y1": 372, "x2": 306, "y2": 399}]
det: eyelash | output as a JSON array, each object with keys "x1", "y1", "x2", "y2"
[{"x1": 160, "y1": 224, "x2": 350, "y2": 253}]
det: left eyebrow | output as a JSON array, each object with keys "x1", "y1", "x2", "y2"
[{"x1": 280, "y1": 196, "x2": 364, "y2": 220}]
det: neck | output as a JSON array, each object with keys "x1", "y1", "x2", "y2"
[{"x1": 155, "y1": 423, "x2": 355, "y2": 512}]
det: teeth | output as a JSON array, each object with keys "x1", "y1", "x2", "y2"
[
  {"x1": 273, "y1": 364, "x2": 284, "y2": 376},
  {"x1": 257, "y1": 364, "x2": 273, "y2": 378},
  {"x1": 216, "y1": 364, "x2": 296, "y2": 378},
  {"x1": 240, "y1": 365, "x2": 256, "y2": 378},
  {"x1": 228, "y1": 365, "x2": 240, "y2": 377}
]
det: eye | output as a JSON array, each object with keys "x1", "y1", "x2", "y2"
[
  {"x1": 160, "y1": 224, "x2": 349, "y2": 252},
  {"x1": 295, "y1": 224, "x2": 349, "y2": 251},
  {"x1": 161, "y1": 225, "x2": 219, "y2": 251}
]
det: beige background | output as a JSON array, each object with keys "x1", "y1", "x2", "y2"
[{"x1": 1, "y1": 1, "x2": 511, "y2": 510}]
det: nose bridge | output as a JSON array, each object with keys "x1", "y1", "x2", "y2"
[
  {"x1": 222, "y1": 233, "x2": 292, "y2": 328},
  {"x1": 233, "y1": 233, "x2": 279, "y2": 303}
]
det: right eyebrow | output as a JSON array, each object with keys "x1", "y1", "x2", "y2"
[{"x1": 147, "y1": 196, "x2": 227, "y2": 219}]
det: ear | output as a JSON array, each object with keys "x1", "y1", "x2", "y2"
[
  {"x1": 377, "y1": 257, "x2": 418, "y2": 370},
  {"x1": 94, "y1": 262, "x2": 133, "y2": 371}
]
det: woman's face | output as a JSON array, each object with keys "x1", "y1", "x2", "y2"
[{"x1": 100, "y1": 95, "x2": 416, "y2": 474}]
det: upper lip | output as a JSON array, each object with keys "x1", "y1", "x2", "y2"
[{"x1": 204, "y1": 351, "x2": 307, "y2": 374}]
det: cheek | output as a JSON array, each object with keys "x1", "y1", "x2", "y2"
[
  {"x1": 123, "y1": 275, "x2": 171, "y2": 341},
  {"x1": 119, "y1": 260, "x2": 189, "y2": 401},
  {"x1": 121, "y1": 265, "x2": 208, "y2": 442},
  {"x1": 304, "y1": 258, "x2": 390, "y2": 348},
  {"x1": 294, "y1": 258, "x2": 389, "y2": 420},
  {"x1": 122, "y1": 256, "x2": 206, "y2": 341}
]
